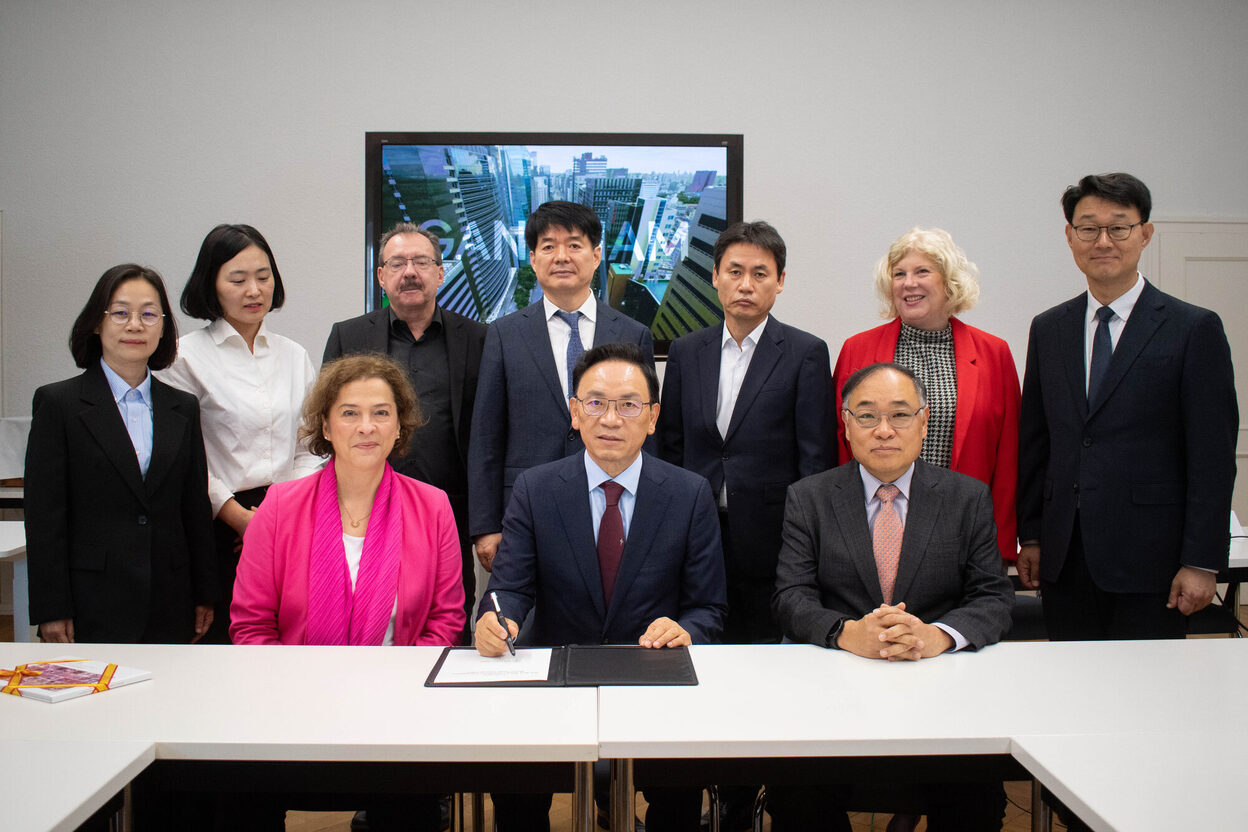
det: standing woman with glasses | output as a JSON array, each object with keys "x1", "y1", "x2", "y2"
[
  {"x1": 158, "y1": 224, "x2": 321, "y2": 643},
  {"x1": 832, "y1": 228, "x2": 1021, "y2": 563},
  {"x1": 25, "y1": 264, "x2": 216, "y2": 643}
]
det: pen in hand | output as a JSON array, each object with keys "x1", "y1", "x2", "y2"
[{"x1": 490, "y1": 591, "x2": 516, "y2": 656}]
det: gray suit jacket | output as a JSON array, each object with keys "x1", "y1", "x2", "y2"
[{"x1": 772, "y1": 459, "x2": 1013, "y2": 650}]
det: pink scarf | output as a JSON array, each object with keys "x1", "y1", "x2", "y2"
[{"x1": 305, "y1": 459, "x2": 402, "y2": 645}]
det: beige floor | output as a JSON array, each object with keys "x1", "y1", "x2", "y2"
[{"x1": 6, "y1": 610, "x2": 1242, "y2": 832}]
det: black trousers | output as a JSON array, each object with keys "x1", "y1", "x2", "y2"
[
  {"x1": 203, "y1": 485, "x2": 269, "y2": 645},
  {"x1": 491, "y1": 788, "x2": 701, "y2": 831},
  {"x1": 766, "y1": 781, "x2": 1006, "y2": 832},
  {"x1": 1041, "y1": 516, "x2": 1187, "y2": 641}
]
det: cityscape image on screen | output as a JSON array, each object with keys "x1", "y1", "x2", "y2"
[{"x1": 367, "y1": 134, "x2": 742, "y2": 343}]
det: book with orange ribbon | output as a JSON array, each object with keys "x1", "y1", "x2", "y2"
[{"x1": 1, "y1": 657, "x2": 151, "y2": 703}]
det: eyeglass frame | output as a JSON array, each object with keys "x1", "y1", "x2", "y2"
[
  {"x1": 841, "y1": 405, "x2": 928, "y2": 430},
  {"x1": 572, "y1": 396, "x2": 657, "y2": 419},
  {"x1": 1070, "y1": 222, "x2": 1146, "y2": 242},
  {"x1": 103, "y1": 307, "x2": 165, "y2": 327},
  {"x1": 381, "y1": 255, "x2": 442, "y2": 273}
]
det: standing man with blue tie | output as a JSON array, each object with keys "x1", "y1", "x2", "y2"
[
  {"x1": 1017, "y1": 173, "x2": 1238, "y2": 642},
  {"x1": 468, "y1": 201, "x2": 655, "y2": 573}
]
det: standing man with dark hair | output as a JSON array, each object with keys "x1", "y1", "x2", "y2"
[
  {"x1": 657, "y1": 219, "x2": 835, "y2": 828},
  {"x1": 323, "y1": 223, "x2": 487, "y2": 638},
  {"x1": 1017, "y1": 173, "x2": 1238, "y2": 643},
  {"x1": 477, "y1": 341, "x2": 726, "y2": 832},
  {"x1": 468, "y1": 200, "x2": 655, "y2": 573}
]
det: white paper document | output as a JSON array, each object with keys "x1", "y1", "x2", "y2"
[{"x1": 432, "y1": 648, "x2": 553, "y2": 684}]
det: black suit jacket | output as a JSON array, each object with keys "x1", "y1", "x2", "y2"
[
  {"x1": 773, "y1": 460, "x2": 1014, "y2": 650},
  {"x1": 24, "y1": 365, "x2": 216, "y2": 642},
  {"x1": 322, "y1": 306, "x2": 487, "y2": 486},
  {"x1": 466, "y1": 300, "x2": 655, "y2": 538},
  {"x1": 481, "y1": 451, "x2": 727, "y2": 646},
  {"x1": 1017, "y1": 280, "x2": 1238, "y2": 592},
  {"x1": 657, "y1": 316, "x2": 836, "y2": 577}
]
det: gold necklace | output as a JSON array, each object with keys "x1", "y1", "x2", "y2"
[{"x1": 339, "y1": 499, "x2": 370, "y2": 530}]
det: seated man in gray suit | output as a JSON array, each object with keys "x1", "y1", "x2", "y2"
[{"x1": 770, "y1": 362, "x2": 1013, "y2": 832}]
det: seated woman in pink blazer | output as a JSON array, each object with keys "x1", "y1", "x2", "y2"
[
  {"x1": 231, "y1": 353, "x2": 464, "y2": 831},
  {"x1": 833, "y1": 228, "x2": 1020, "y2": 563}
]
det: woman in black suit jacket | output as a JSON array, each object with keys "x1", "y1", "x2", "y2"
[{"x1": 25, "y1": 264, "x2": 216, "y2": 643}]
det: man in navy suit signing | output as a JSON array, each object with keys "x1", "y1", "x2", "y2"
[
  {"x1": 468, "y1": 201, "x2": 655, "y2": 573},
  {"x1": 1017, "y1": 173, "x2": 1238, "y2": 641},
  {"x1": 476, "y1": 341, "x2": 727, "y2": 831}
]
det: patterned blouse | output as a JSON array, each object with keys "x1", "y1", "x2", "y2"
[{"x1": 894, "y1": 322, "x2": 957, "y2": 468}]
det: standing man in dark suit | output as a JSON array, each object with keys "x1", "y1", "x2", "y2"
[
  {"x1": 771, "y1": 362, "x2": 1013, "y2": 832},
  {"x1": 476, "y1": 341, "x2": 726, "y2": 831},
  {"x1": 658, "y1": 219, "x2": 835, "y2": 829},
  {"x1": 468, "y1": 201, "x2": 655, "y2": 572},
  {"x1": 1016, "y1": 173, "x2": 1238, "y2": 641},
  {"x1": 323, "y1": 223, "x2": 486, "y2": 637}
]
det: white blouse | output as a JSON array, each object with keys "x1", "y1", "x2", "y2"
[{"x1": 157, "y1": 317, "x2": 322, "y2": 516}]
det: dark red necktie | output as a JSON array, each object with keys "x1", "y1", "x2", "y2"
[{"x1": 598, "y1": 481, "x2": 625, "y2": 606}]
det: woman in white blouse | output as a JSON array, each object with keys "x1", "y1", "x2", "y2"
[{"x1": 158, "y1": 224, "x2": 321, "y2": 643}]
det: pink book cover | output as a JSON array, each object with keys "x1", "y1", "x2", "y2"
[{"x1": 1, "y1": 657, "x2": 151, "y2": 703}]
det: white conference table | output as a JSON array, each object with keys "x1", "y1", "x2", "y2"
[
  {"x1": 3, "y1": 740, "x2": 154, "y2": 832},
  {"x1": 0, "y1": 521, "x2": 31, "y2": 642},
  {"x1": 1, "y1": 643, "x2": 599, "y2": 831},
  {"x1": 598, "y1": 640, "x2": 1248, "y2": 832}
]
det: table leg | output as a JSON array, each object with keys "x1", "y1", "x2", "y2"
[
  {"x1": 470, "y1": 792, "x2": 485, "y2": 832},
  {"x1": 609, "y1": 758, "x2": 634, "y2": 832},
  {"x1": 1031, "y1": 779, "x2": 1052, "y2": 832},
  {"x1": 571, "y1": 760, "x2": 595, "y2": 832},
  {"x1": 12, "y1": 555, "x2": 31, "y2": 642}
]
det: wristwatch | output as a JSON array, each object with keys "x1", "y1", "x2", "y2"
[{"x1": 826, "y1": 618, "x2": 846, "y2": 650}]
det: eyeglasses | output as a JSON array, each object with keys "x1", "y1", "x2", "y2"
[
  {"x1": 382, "y1": 256, "x2": 441, "y2": 273},
  {"x1": 574, "y1": 397, "x2": 654, "y2": 419},
  {"x1": 104, "y1": 307, "x2": 164, "y2": 327},
  {"x1": 843, "y1": 406, "x2": 926, "y2": 429},
  {"x1": 1071, "y1": 222, "x2": 1144, "y2": 242}
]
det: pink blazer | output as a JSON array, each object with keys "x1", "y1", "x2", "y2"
[
  {"x1": 230, "y1": 469, "x2": 465, "y2": 645},
  {"x1": 833, "y1": 317, "x2": 1021, "y2": 561}
]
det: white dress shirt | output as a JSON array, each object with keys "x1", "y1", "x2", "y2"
[
  {"x1": 157, "y1": 317, "x2": 321, "y2": 516},
  {"x1": 857, "y1": 462, "x2": 967, "y2": 652},
  {"x1": 715, "y1": 318, "x2": 768, "y2": 505},
  {"x1": 543, "y1": 294, "x2": 598, "y2": 400},
  {"x1": 1083, "y1": 272, "x2": 1145, "y2": 392}
]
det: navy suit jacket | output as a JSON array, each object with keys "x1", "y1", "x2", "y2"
[
  {"x1": 1017, "y1": 280, "x2": 1238, "y2": 592},
  {"x1": 480, "y1": 451, "x2": 727, "y2": 646},
  {"x1": 322, "y1": 306, "x2": 486, "y2": 490},
  {"x1": 773, "y1": 460, "x2": 1014, "y2": 650},
  {"x1": 467, "y1": 299, "x2": 655, "y2": 538},
  {"x1": 657, "y1": 316, "x2": 836, "y2": 577},
  {"x1": 24, "y1": 364, "x2": 216, "y2": 642}
]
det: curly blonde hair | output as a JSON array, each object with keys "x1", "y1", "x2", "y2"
[
  {"x1": 300, "y1": 354, "x2": 424, "y2": 459},
  {"x1": 872, "y1": 227, "x2": 981, "y2": 320}
]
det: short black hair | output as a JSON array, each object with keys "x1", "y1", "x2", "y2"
[
  {"x1": 1061, "y1": 173, "x2": 1152, "y2": 224},
  {"x1": 525, "y1": 201, "x2": 602, "y2": 251},
  {"x1": 572, "y1": 342, "x2": 659, "y2": 403},
  {"x1": 70, "y1": 264, "x2": 179, "y2": 370},
  {"x1": 181, "y1": 224, "x2": 286, "y2": 321},
  {"x1": 712, "y1": 220, "x2": 786, "y2": 275},
  {"x1": 840, "y1": 362, "x2": 927, "y2": 409}
]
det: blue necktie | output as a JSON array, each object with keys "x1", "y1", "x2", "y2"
[
  {"x1": 555, "y1": 310, "x2": 583, "y2": 397},
  {"x1": 1088, "y1": 305, "x2": 1114, "y2": 403}
]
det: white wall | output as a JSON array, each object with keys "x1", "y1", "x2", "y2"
[{"x1": 2, "y1": 0, "x2": 1246, "y2": 414}]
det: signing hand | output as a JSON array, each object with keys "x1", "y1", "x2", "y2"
[
  {"x1": 639, "y1": 617, "x2": 690, "y2": 648},
  {"x1": 473, "y1": 611, "x2": 519, "y2": 657},
  {"x1": 1167, "y1": 566, "x2": 1217, "y2": 616},
  {"x1": 474, "y1": 533, "x2": 502, "y2": 572}
]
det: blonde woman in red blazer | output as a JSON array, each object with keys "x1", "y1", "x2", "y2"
[{"x1": 833, "y1": 228, "x2": 1020, "y2": 562}]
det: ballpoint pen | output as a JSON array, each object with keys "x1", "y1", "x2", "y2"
[{"x1": 490, "y1": 591, "x2": 516, "y2": 656}]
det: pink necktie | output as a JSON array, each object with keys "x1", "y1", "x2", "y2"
[
  {"x1": 598, "y1": 481, "x2": 625, "y2": 607},
  {"x1": 873, "y1": 484, "x2": 902, "y2": 604}
]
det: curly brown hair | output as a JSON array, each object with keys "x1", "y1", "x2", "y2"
[{"x1": 300, "y1": 354, "x2": 424, "y2": 459}]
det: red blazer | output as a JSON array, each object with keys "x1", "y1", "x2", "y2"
[
  {"x1": 230, "y1": 469, "x2": 465, "y2": 645},
  {"x1": 833, "y1": 317, "x2": 1020, "y2": 561}
]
